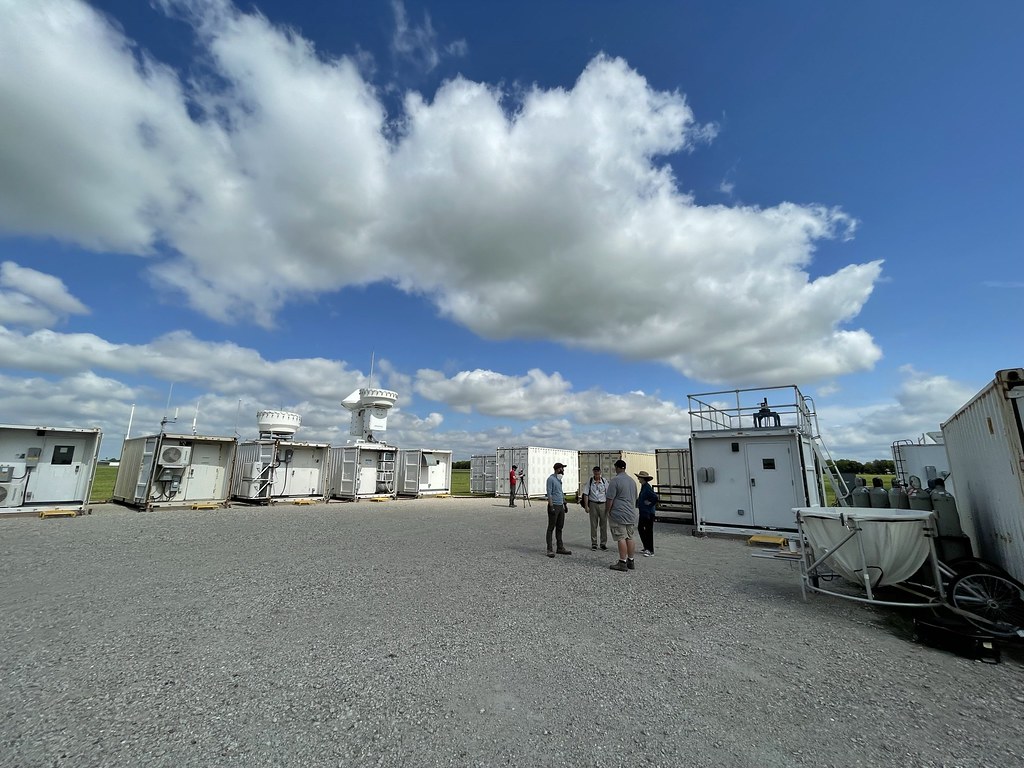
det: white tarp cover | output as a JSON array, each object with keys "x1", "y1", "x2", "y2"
[{"x1": 795, "y1": 508, "x2": 935, "y2": 588}]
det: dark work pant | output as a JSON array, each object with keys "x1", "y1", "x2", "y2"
[
  {"x1": 638, "y1": 514, "x2": 655, "y2": 552},
  {"x1": 509, "y1": 484, "x2": 516, "y2": 505},
  {"x1": 546, "y1": 505, "x2": 566, "y2": 549}
]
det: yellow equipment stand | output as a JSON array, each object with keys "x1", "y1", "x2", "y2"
[
  {"x1": 39, "y1": 509, "x2": 79, "y2": 519},
  {"x1": 746, "y1": 534, "x2": 787, "y2": 547}
]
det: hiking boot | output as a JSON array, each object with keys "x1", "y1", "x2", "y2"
[
  {"x1": 591, "y1": 544, "x2": 598, "y2": 550},
  {"x1": 642, "y1": 550, "x2": 654, "y2": 557},
  {"x1": 609, "y1": 561, "x2": 628, "y2": 572},
  {"x1": 626, "y1": 558, "x2": 635, "y2": 570},
  {"x1": 556, "y1": 547, "x2": 572, "y2": 555},
  {"x1": 547, "y1": 551, "x2": 556, "y2": 558},
  {"x1": 600, "y1": 544, "x2": 608, "y2": 550}
]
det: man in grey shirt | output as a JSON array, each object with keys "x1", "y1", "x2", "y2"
[{"x1": 605, "y1": 459, "x2": 638, "y2": 571}]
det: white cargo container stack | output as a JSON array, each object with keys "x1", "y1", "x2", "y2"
[
  {"x1": 113, "y1": 433, "x2": 237, "y2": 510},
  {"x1": 0, "y1": 424, "x2": 102, "y2": 515},
  {"x1": 231, "y1": 411, "x2": 330, "y2": 504},
  {"x1": 654, "y1": 448, "x2": 694, "y2": 519},
  {"x1": 396, "y1": 449, "x2": 453, "y2": 497},
  {"x1": 689, "y1": 385, "x2": 828, "y2": 537},
  {"x1": 496, "y1": 447, "x2": 579, "y2": 499},
  {"x1": 470, "y1": 454, "x2": 496, "y2": 495},
  {"x1": 577, "y1": 451, "x2": 656, "y2": 494},
  {"x1": 941, "y1": 368, "x2": 1024, "y2": 582}
]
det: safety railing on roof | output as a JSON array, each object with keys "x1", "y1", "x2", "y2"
[{"x1": 687, "y1": 385, "x2": 816, "y2": 434}]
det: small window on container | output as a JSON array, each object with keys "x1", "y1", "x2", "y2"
[
  {"x1": 762, "y1": 458, "x2": 776, "y2": 470},
  {"x1": 52, "y1": 445, "x2": 75, "y2": 465}
]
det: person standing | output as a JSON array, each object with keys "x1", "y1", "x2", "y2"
[
  {"x1": 545, "y1": 462, "x2": 572, "y2": 558},
  {"x1": 509, "y1": 465, "x2": 518, "y2": 507},
  {"x1": 605, "y1": 459, "x2": 638, "y2": 571},
  {"x1": 581, "y1": 465, "x2": 610, "y2": 551},
  {"x1": 636, "y1": 471, "x2": 659, "y2": 557}
]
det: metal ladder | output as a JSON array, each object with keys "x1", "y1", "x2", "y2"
[
  {"x1": 801, "y1": 396, "x2": 850, "y2": 506},
  {"x1": 255, "y1": 441, "x2": 277, "y2": 498}
]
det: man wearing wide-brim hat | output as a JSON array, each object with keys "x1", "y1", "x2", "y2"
[{"x1": 635, "y1": 470, "x2": 659, "y2": 557}]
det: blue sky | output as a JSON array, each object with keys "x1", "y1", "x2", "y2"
[{"x1": 0, "y1": 0, "x2": 1020, "y2": 460}]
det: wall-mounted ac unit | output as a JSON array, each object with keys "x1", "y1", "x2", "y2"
[
  {"x1": 159, "y1": 445, "x2": 192, "y2": 467},
  {"x1": 0, "y1": 483, "x2": 24, "y2": 507}
]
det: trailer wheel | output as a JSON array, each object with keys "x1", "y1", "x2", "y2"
[{"x1": 948, "y1": 571, "x2": 1024, "y2": 638}]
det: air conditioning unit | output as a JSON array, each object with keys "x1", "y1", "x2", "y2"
[
  {"x1": 0, "y1": 483, "x2": 24, "y2": 508},
  {"x1": 159, "y1": 445, "x2": 192, "y2": 467}
]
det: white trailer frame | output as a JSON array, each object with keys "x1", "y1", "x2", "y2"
[
  {"x1": 941, "y1": 368, "x2": 1024, "y2": 583},
  {"x1": 0, "y1": 424, "x2": 102, "y2": 515},
  {"x1": 112, "y1": 433, "x2": 237, "y2": 510},
  {"x1": 231, "y1": 439, "x2": 330, "y2": 504},
  {"x1": 396, "y1": 449, "x2": 453, "y2": 497}
]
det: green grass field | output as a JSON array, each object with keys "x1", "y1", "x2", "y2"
[
  {"x1": 451, "y1": 468, "x2": 469, "y2": 495},
  {"x1": 90, "y1": 465, "x2": 119, "y2": 501}
]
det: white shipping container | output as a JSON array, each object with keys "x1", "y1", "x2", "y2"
[
  {"x1": 397, "y1": 449, "x2": 453, "y2": 497},
  {"x1": 470, "y1": 454, "x2": 496, "y2": 495},
  {"x1": 327, "y1": 444, "x2": 398, "y2": 500},
  {"x1": 941, "y1": 368, "x2": 1024, "y2": 582},
  {"x1": 577, "y1": 451, "x2": 657, "y2": 494},
  {"x1": 0, "y1": 424, "x2": 102, "y2": 515},
  {"x1": 693, "y1": 429, "x2": 823, "y2": 535},
  {"x1": 113, "y1": 433, "x2": 237, "y2": 509},
  {"x1": 231, "y1": 439, "x2": 330, "y2": 503},
  {"x1": 496, "y1": 447, "x2": 579, "y2": 498}
]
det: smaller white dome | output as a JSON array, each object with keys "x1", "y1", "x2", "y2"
[{"x1": 256, "y1": 410, "x2": 301, "y2": 437}]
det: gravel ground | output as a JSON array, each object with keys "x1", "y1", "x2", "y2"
[{"x1": 2, "y1": 497, "x2": 1022, "y2": 768}]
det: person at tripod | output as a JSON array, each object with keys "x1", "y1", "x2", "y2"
[{"x1": 509, "y1": 465, "x2": 518, "y2": 507}]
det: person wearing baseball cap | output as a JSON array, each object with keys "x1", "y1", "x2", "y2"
[
  {"x1": 606, "y1": 459, "x2": 638, "y2": 571},
  {"x1": 544, "y1": 462, "x2": 572, "y2": 558}
]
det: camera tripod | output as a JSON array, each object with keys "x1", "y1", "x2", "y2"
[{"x1": 511, "y1": 472, "x2": 531, "y2": 507}]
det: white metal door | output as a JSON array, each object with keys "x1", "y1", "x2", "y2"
[
  {"x1": 400, "y1": 450, "x2": 421, "y2": 495},
  {"x1": 746, "y1": 442, "x2": 796, "y2": 528},
  {"x1": 37, "y1": 439, "x2": 86, "y2": 501},
  {"x1": 338, "y1": 447, "x2": 358, "y2": 496},
  {"x1": 183, "y1": 442, "x2": 223, "y2": 501}
]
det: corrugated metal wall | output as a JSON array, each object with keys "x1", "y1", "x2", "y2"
[{"x1": 942, "y1": 370, "x2": 1024, "y2": 582}]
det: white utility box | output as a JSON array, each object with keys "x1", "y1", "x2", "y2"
[
  {"x1": 231, "y1": 411, "x2": 329, "y2": 504},
  {"x1": 327, "y1": 443, "x2": 398, "y2": 500}
]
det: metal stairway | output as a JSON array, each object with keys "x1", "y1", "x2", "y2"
[{"x1": 802, "y1": 396, "x2": 850, "y2": 506}]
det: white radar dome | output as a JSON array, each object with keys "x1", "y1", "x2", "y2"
[{"x1": 256, "y1": 410, "x2": 301, "y2": 437}]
